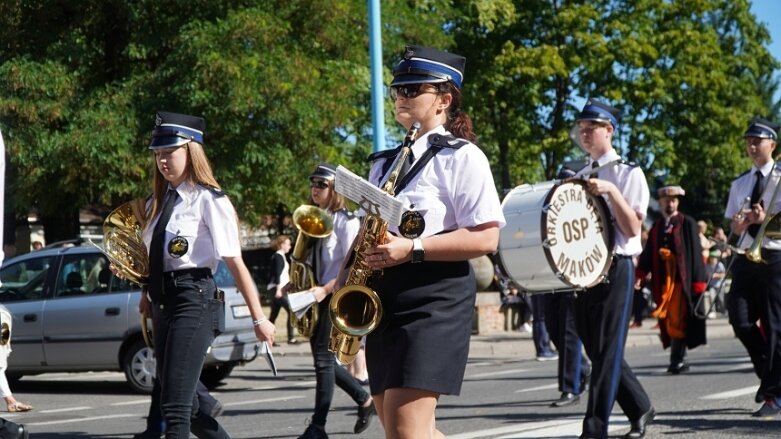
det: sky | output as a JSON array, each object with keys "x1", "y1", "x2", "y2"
[{"x1": 751, "y1": 0, "x2": 781, "y2": 100}]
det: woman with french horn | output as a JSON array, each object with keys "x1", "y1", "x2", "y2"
[
  {"x1": 724, "y1": 116, "x2": 781, "y2": 417},
  {"x1": 361, "y1": 46, "x2": 505, "y2": 439},
  {"x1": 137, "y1": 111, "x2": 275, "y2": 438},
  {"x1": 296, "y1": 163, "x2": 375, "y2": 439}
]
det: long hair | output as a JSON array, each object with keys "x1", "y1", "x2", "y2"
[
  {"x1": 442, "y1": 83, "x2": 476, "y2": 143},
  {"x1": 147, "y1": 141, "x2": 221, "y2": 227}
]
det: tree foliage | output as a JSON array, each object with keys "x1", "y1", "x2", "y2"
[{"x1": 0, "y1": 0, "x2": 779, "y2": 241}]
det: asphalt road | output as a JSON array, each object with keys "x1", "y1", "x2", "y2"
[{"x1": 5, "y1": 319, "x2": 780, "y2": 438}]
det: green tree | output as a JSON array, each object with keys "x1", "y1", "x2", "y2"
[
  {"x1": 452, "y1": 0, "x2": 778, "y2": 222},
  {"x1": 0, "y1": 0, "x2": 454, "y2": 241}
]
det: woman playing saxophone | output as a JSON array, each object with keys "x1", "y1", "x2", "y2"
[{"x1": 361, "y1": 45, "x2": 505, "y2": 439}]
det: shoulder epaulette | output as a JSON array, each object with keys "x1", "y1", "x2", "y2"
[
  {"x1": 624, "y1": 161, "x2": 639, "y2": 168},
  {"x1": 338, "y1": 208, "x2": 357, "y2": 220},
  {"x1": 367, "y1": 145, "x2": 402, "y2": 162},
  {"x1": 428, "y1": 134, "x2": 468, "y2": 149},
  {"x1": 200, "y1": 184, "x2": 226, "y2": 197},
  {"x1": 734, "y1": 169, "x2": 751, "y2": 181}
]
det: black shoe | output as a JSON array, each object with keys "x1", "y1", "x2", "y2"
[
  {"x1": 132, "y1": 431, "x2": 162, "y2": 439},
  {"x1": 210, "y1": 400, "x2": 224, "y2": 417},
  {"x1": 625, "y1": 407, "x2": 655, "y2": 439},
  {"x1": 16, "y1": 425, "x2": 29, "y2": 439},
  {"x1": 752, "y1": 398, "x2": 781, "y2": 418},
  {"x1": 354, "y1": 400, "x2": 376, "y2": 434},
  {"x1": 755, "y1": 388, "x2": 766, "y2": 404},
  {"x1": 298, "y1": 424, "x2": 329, "y2": 439},
  {"x1": 550, "y1": 392, "x2": 580, "y2": 407},
  {"x1": 666, "y1": 362, "x2": 690, "y2": 375}
]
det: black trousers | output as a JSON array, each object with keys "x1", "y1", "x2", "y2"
[
  {"x1": 308, "y1": 296, "x2": 370, "y2": 428},
  {"x1": 153, "y1": 269, "x2": 229, "y2": 439},
  {"x1": 575, "y1": 256, "x2": 652, "y2": 438},
  {"x1": 727, "y1": 251, "x2": 781, "y2": 398},
  {"x1": 0, "y1": 418, "x2": 21, "y2": 439},
  {"x1": 144, "y1": 378, "x2": 219, "y2": 434},
  {"x1": 267, "y1": 288, "x2": 295, "y2": 341},
  {"x1": 545, "y1": 292, "x2": 590, "y2": 394}
]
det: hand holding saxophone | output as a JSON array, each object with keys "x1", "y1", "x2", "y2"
[{"x1": 364, "y1": 232, "x2": 412, "y2": 269}]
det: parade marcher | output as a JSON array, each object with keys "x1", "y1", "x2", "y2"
[
  {"x1": 267, "y1": 234, "x2": 297, "y2": 345},
  {"x1": 0, "y1": 130, "x2": 29, "y2": 438},
  {"x1": 572, "y1": 99, "x2": 654, "y2": 439},
  {"x1": 636, "y1": 186, "x2": 708, "y2": 375},
  {"x1": 363, "y1": 45, "x2": 505, "y2": 439},
  {"x1": 724, "y1": 116, "x2": 781, "y2": 416},
  {"x1": 137, "y1": 111, "x2": 275, "y2": 438},
  {"x1": 133, "y1": 378, "x2": 222, "y2": 438},
  {"x1": 297, "y1": 163, "x2": 375, "y2": 439}
]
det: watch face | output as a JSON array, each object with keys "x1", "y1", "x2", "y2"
[{"x1": 399, "y1": 210, "x2": 425, "y2": 238}]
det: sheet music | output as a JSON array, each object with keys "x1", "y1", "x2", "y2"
[
  {"x1": 260, "y1": 341, "x2": 278, "y2": 376},
  {"x1": 335, "y1": 165, "x2": 405, "y2": 226},
  {"x1": 287, "y1": 290, "x2": 317, "y2": 319}
]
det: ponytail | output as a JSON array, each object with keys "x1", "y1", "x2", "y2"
[{"x1": 442, "y1": 83, "x2": 476, "y2": 143}]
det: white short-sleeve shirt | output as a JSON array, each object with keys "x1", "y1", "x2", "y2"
[
  {"x1": 143, "y1": 182, "x2": 241, "y2": 273},
  {"x1": 317, "y1": 209, "x2": 360, "y2": 285},
  {"x1": 368, "y1": 125, "x2": 505, "y2": 237},
  {"x1": 725, "y1": 161, "x2": 781, "y2": 251},
  {"x1": 585, "y1": 150, "x2": 649, "y2": 256}
]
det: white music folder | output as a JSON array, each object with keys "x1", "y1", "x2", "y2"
[
  {"x1": 287, "y1": 290, "x2": 317, "y2": 319},
  {"x1": 260, "y1": 341, "x2": 278, "y2": 376}
]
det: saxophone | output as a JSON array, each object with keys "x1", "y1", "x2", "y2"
[
  {"x1": 328, "y1": 122, "x2": 421, "y2": 364},
  {"x1": 288, "y1": 205, "x2": 334, "y2": 337}
]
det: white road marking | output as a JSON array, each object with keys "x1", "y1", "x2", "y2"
[
  {"x1": 448, "y1": 416, "x2": 631, "y2": 439},
  {"x1": 701, "y1": 386, "x2": 758, "y2": 400},
  {"x1": 28, "y1": 414, "x2": 137, "y2": 426},
  {"x1": 514, "y1": 383, "x2": 558, "y2": 393},
  {"x1": 468, "y1": 368, "x2": 528, "y2": 379}
]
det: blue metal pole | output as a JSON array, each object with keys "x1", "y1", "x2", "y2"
[{"x1": 368, "y1": 0, "x2": 386, "y2": 152}]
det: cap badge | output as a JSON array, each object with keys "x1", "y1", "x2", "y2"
[{"x1": 155, "y1": 113, "x2": 163, "y2": 127}]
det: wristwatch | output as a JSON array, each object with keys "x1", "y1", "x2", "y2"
[{"x1": 411, "y1": 238, "x2": 425, "y2": 263}]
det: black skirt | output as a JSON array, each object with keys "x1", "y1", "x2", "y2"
[{"x1": 366, "y1": 260, "x2": 475, "y2": 395}]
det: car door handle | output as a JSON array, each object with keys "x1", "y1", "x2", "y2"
[
  {"x1": 23, "y1": 314, "x2": 37, "y2": 322},
  {"x1": 105, "y1": 307, "x2": 120, "y2": 316}
]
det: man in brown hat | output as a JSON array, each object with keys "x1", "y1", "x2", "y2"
[{"x1": 636, "y1": 185, "x2": 708, "y2": 374}]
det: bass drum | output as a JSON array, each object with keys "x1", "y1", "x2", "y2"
[{"x1": 498, "y1": 179, "x2": 614, "y2": 292}]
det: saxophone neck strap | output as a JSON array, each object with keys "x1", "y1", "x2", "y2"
[{"x1": 393, "y1": 134, "x2": 467, "y2": 193}]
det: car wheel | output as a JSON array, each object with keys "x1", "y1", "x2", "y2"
[
  {"x1": 200, "y1": 362, "x2": 236, "y2": 389},
  {"x1": 123, "y1": 339, "x2": 156, "y2": 394}
]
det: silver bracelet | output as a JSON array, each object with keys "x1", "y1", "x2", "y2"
[{"x1": 252, "y1": 318, "x2": 267, "y2": 327}]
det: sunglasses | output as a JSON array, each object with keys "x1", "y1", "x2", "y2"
[
  {"x1": 310, "y1": 180, "x2": 330, "y2": 189},
  {"x1": 389, "y1": 83, "x2": 439, "y2": 100}
]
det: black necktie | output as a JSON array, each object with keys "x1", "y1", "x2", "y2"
[
  {"x1": 148, "y1": 190, "x2": 178, "y2": 296},
  {"x1": 748, "y1": 171, "x2": 763, "y2": 237},
  {"x1": 395, "y1": 150, "x2": 415, "y2": 189},
  {"x1": 590, "y1": 161, "x2": 599, "y2": 179}
]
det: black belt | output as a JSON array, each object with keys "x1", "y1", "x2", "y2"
[{"x1": 163, "y1": 267, "x2": 212, "y2": 281}]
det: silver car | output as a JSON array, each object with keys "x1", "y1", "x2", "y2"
[{"x1": 0, "y1": 243, "x2": 260, "y2": 393}]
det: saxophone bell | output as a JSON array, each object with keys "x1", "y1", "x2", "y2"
[{"x1": 288, "y1": 205, "x2": 334, "y2": 338}]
